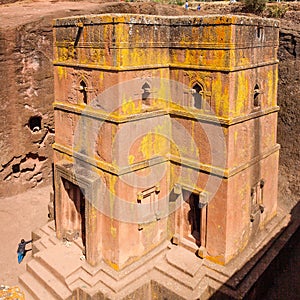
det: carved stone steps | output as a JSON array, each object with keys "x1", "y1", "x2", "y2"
[
  {"x1": 67, "y1": 268, "x2": 115, "y2": 292},
  {"x1": 19, "y1": 272, "x2": 57, "y2": 300},
  {"x1": 39, "y1": 236, "x2": 57, "y2": 249},
  {"x1": 154, "y1": 245, "x2": 206, "y2": 292},
  {"x1": 32, "y1": 221, "x2": 58, "y2": 255},
  {"x1": 39, "y1": 221, "x2": 55, "y2": 236},
  {"x1": 35, "y1": 244, "x2": 83, "y2": 285},
  {"x1": 32, "y1": 235, "x2": 58, "y2": 257},
  {"x1": 151, "y1": 269, "x2": 194, "y2": 300},
  {"x1": 19, "y1": 207, "x2": 297, "y2": 300},
  {"x1": 27, "y1": 259, "x2": 73, "y2": 300},
  {"x1": 155, "y1": 259, "x2": 205, "y2": 291}
]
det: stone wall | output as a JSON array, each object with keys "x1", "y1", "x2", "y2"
[{"x1": 277, "y1": 25, "x2": 300, "y2": 206}]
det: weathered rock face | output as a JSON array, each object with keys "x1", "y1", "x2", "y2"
[
  {"x1": 277, "y1": 24, "x2": 300, "y2": 206},
  {"x1": 0, "y1": 20, "x2": 54, "y2": 196}
]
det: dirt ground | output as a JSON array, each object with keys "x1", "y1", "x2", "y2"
[{"x1": 0, "y1": 185, "x2": 51, "y2": 286}]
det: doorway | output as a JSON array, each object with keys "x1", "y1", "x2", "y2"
[
  {"x1": 182, "y1": 190, "x2": 207, "y2": 248},
  {"x1": 189, "y1": 193, "x2": 201, "y2": 243},
  {"x1": 62, "y1": 178, "x2": 86, "y2": 248}
]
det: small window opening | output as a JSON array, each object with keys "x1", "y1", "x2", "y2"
[
  {"x1": 29, "y1": 116, "x2": 42, "y2": 132},
  {"x1": 79, "y1": 80, "x2": 88, "y2": 105},
  {"x1": 142, "y1": 82, "x2": 151, "y2": 101},
  {"x1": 12, "y1": 164, "x2": 20, "y2": 173},
  {"x1": 250, "y1": 179, "x2": 265, "y2": 222},
  {"x1": 251, "y1": 187, "x2": 257, "y2": 206},
  {"x1": 192, "y1": 83, "x2": 203, "y2": 109},
  {"x1": 257, "y1": 26, "x2": 263, "y2": 39},
  {"x1": 253, "y1": 84, "x2": 260, "y2": 107}
]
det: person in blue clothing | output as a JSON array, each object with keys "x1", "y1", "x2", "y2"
[
  {"x1": 17, "y1": 239, "x2": 32, "y2": 264},
  {"x1": 185, "y1": 1, "x2": 189, "y2": 10}
]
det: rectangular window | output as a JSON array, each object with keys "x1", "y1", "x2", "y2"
[{"x1": 250, "y1": 179, "x2": 265, "y2": 220}]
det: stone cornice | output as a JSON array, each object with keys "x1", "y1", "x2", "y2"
[
  {"x1": 53, "y1": 60, "x2": 278, "y2": 73},
  {"x1": 54, "y1": 41, "x2": 278, "y2": 50},
  {"x1": 53, "y1": 142, "x2": 280, "y2": 179},
  {"x1": 53, "y1": 101, "x2": 279, "y2": 126},
  {"x1": 53, "y1": 13, "x2": 279, "y2": 28}
]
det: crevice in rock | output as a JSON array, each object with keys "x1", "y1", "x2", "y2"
[
  {"x1": 1, "y1": 155, "x2": 22, "y2": 169},
  {"x1": 26, "y1": 152, "x2": 47, "y2": 162},
  {"x1": 1, "y1": 152, "x2": 48, "y2": 182},
  {"x1": 44, "y1": 124, "x2": 55, "y2": 134},
  {"x1": 37, "y1": 129, "x2": 53, "y2": 147}
]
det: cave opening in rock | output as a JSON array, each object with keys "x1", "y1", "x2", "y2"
[{"x1": 29, "y1": 116, "x2": 42, "y2": 132}]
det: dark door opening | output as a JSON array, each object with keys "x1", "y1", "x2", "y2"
[
  {"x1": 189, "y1": 193, "x2": 201, "y2": 245},
  {"x1": 62, "y1": 178, "x2": 86, "y2": 249},
  {"x1": 180, "y1": 190, "x2": 208, "y2": 250}
]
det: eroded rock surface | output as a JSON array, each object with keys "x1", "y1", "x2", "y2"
[
  {"x1": 0, "y1": 16, "x2": 55, "y2": 196},
  {"x1": 277, "y1": 23, "x2": 300, "y2": 207}
]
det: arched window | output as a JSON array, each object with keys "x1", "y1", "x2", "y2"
[
  {"x1": 79, "y1": 80, "x2": 88, "y2": 105},
  {"x1": 253, "y1": 84, "x2": 260, "y2": 108},
  {"x1": 142, "y1": 82, "x2": 151, "y2": 101},
  {"x1": 192, "y1": 83, "x2": 203, "y2": 109}
]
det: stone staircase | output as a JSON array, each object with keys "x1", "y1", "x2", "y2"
[
  {"x1": 65, "y1": 241, "x2": 171, "y2": 297},
  {"x1": 18, "y1": 221, "x2": 74, "y2": 300},
  {"x1": 18, "y1": 206, "x2": 298, "y2": 300},
  {"x1": 18, "y1": 222, "x2": 210, "y2": 300},
  {"x1": 153, "y1": 245, "x2": 210, "y2": 299},
  {"x1": 31, "y1": 221, "x2": 58, "y2": 255},
  {"x1": 18, "y1": 222, "x2": 176, "y2": 299}
]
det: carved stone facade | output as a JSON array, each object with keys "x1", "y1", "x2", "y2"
[{"x1": 53, "y1": 14, "x2": 279, "y2": 270}]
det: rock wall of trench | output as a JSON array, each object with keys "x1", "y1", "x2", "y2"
[
  {"x1": 277, "y1": 25, "x2": 300, "y2": 206},
  {"x1": 0, "y1": 20, "x2": 54, "y2": 197}
]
